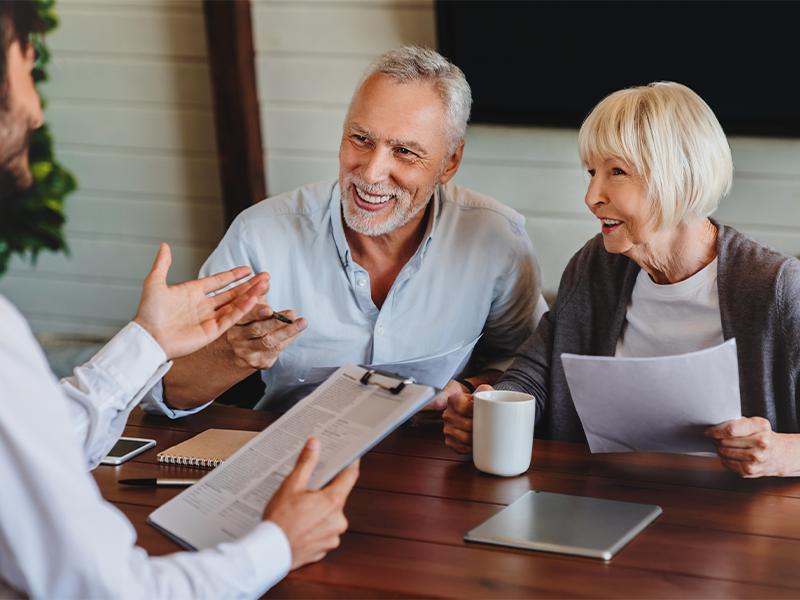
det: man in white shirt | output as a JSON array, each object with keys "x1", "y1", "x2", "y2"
[
  {"x1": 146, "y1": 46, "x2": 546, "y2": 417},
  {"x1": 0, "y1": 4, "x2": 358, "y2": 597}
]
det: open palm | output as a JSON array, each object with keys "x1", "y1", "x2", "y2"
[{"x1": 133, "y1": 244, "x2": 269, "y2": 360}]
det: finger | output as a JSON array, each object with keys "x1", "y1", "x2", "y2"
[
  {"x1": 286, "y1": 438, "x2": 321, "y2": 491},
  {"x1": 705, "y1": 417, "x2": 769, "y2": 440},
  {"x1": 445, "y1": 436, "x2": 473, "y2": 455},
  {"x1": 325, "y1": 458, "x2": 360, "y2": 502},
  {"x1": 198, "y1": 266, "x2": 259, "y2": 296},
  {"x1": 257, "y1": 319, "x2": 306, "y2": 349},
  {"x1": 209, "y1": 273, "x2": 268, "y2": 310},
  {"x1": 238, "y1": 311, "x2": 301, "y2": 339},
  {"x1": 234, "y1": 293, "x2": 273, "y2": 326},
  {"x1": 719, "y1": 456, "x2": 762, "y2": 478},
  {"x1": 145, "y1": 243, "x2": 171, "y2": 285},
  {"x1": 711, "y1": 435, "x2": 763, "y2": 449},
  {"x1": 211, "y1": 277, "x2": 269, "y2": 318},
  {"x1": 212, "y1": 294, "x2": 263, "y2": 334},
  {"x1": 447, "y1": 393, "x2": 474, "y2": 418},
  {"x1": 242, "y1": 303, "x2": 273, "y2": 324},
  {"x1": 443, "y1": 422, "x2": 472, "y2": 445},
  {"x1": 715, "y1": 445, "x2": 762, "y2": 462},
  {"x1": 442, "y1": 407, "x2": 473, "y2": 433}
]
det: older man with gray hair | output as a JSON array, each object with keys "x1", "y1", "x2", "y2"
[{"x1": 142, "y1": 46, "x2": 546, "y2": 418}]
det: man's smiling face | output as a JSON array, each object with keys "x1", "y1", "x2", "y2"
[{"x1": 338, "y1": 72, "x2": 454, "y2": 237}]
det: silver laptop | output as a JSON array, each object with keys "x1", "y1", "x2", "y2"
[{"x1": 464, "y1": 490, "x2": 662, "y2": 560}]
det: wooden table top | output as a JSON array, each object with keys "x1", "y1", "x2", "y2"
[{"x1": 93, "y1": 404, "x2": 800, "y2": 599}]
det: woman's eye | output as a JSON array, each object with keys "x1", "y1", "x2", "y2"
[
  {"x1": 587, "y1": 169, "x2": 596, "y2": 177},
  {"x1": 612, "y1": 167, "x2": 626, "y2": 175}
]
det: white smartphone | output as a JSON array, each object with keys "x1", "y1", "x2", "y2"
[{"x1": 101, "y1": 437, "x2": 156, "y2": 465}]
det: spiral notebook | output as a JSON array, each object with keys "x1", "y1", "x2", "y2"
[{"x1": 156, "y1": 429, "x2": 259, "y2": 468}]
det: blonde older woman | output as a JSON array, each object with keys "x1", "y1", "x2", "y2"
[{"x1": 444, "y1": 82, "x2": 800, "y2": 478}]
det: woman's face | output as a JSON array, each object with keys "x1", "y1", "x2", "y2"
[{"x1": 584, "y1": 157, "x2": 656, "y2": 256}]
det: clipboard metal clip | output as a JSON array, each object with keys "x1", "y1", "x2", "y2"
[{"x1": 359, "y1": 368, "x2": 416, "y2": 395}]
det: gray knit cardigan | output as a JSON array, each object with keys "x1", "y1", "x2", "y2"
[{"x1": 496, "y1": 220, "x2": 800, "y2": 443}]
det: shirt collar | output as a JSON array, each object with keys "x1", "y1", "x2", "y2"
[
  {"x1": 329, "y1": 182, "x2": 442, "y2": 269},
  {"x1": 329, "y1": 183, "x2": 351, "y2": 268}
]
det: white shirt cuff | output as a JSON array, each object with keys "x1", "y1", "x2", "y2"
[
  {"x1": 138, "y1": 378, "x2": 214, "y2": 419},
  {"x1": 91, "y1": 322, "x2": 170, "y2": 399}
]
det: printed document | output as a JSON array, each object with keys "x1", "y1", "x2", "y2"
[
  {"x1": 561, "y1": 339, "x2": 741, "y2": 454},
  {"x1": 148, "y1": 364, "x2": 436, "y2": 550},
  {"x1": 301, "y1": 334, "x2": 481, "y2": 389}
]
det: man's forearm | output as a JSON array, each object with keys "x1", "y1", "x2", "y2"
[{"x1": 162, "y1": 336, "x2": 257, "y2": 410}]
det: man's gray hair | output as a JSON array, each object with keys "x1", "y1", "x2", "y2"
[{"x1": 351, "y1": 46, "x2": 472, "y2": 153}]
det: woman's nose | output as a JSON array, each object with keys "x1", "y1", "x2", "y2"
[{"x1": 585, "y1": 174, "x2": 610, "y2": 211}]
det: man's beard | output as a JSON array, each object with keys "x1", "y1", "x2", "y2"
[
  {"x1": 0, "y1": 114, "x2": 34, "y2": 207},
  {"x1": 339, "y1": 173, "x2": 435, "y2": 237}
]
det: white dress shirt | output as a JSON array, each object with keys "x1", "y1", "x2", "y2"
[
  {"x1": 0, "y1": 295, "x2": 291, "y2": 599},
  {"x1": 142, "y1": 178, "x2": 545, "y2": 415}
]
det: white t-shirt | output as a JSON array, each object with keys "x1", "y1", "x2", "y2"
[{"x1": 615, "y1": 258, "x2": 724, "y2": 358}]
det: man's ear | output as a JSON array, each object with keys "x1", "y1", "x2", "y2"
[{"x1": 438, "y1": 140, "x2": 465, "y2": 185}]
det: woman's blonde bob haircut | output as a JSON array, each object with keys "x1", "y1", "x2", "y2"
[{"x1": 578, "y1": 82, "x2": 733, "y2": 230}]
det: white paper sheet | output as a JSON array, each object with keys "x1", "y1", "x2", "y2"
[
  {"x1": 148, "y1": 364, "x2": 436, "y2": 550},
  {"x1": 561, "y1": 339, "x2": 742, "y2": 454},
  {"x1": 300, "y1": 334, "x2": 481, "y2": 389}
]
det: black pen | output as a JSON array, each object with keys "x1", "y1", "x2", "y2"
[
  {"x1": 118, "y1": 478, "x2": 199, "y2": 487},
  {"x1": 270, "y1": 312, "x2": 293, "y2": 324}
]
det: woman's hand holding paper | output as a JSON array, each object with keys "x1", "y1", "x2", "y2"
[{"x1": 705, "y1": 417, "x2": 800, "y2": 478}]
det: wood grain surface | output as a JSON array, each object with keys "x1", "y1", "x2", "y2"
[{"x1": 93, "y1": 404, "x2": 800, "y2": 598}]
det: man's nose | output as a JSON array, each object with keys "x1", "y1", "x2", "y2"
[
  {"x1": 32, "y1": 100, "x2": 44, "y2": 130},
  {"x1": 361, "y1": 148, "x2": 391, "y2": 184}
]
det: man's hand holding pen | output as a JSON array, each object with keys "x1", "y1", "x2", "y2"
[{"x1": 226, "y1": 290, "x2": 307, "y2": 371}]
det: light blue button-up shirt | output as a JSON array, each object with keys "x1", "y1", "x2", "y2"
[{"x1": 142, "y1": 178, "x2": 543, "y2": 414}]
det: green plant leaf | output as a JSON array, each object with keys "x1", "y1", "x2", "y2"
[{"x1": 0, "y1": 0, "x2": 76, "y2": 277}]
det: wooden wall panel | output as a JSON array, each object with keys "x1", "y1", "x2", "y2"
[
  {"x1": 45, "y1": 104, "x2": 217, "y2": 152},
  {"x1": 42, "y1": 58, "x2": 213, "y2": 105},
  {"x1": 64, "y1": 194, "x2": 225, "y2": 243},
  {"x1": 0, "y1": 0, "x2": 226, "y2": 337},
  {"x1": 251, "y1": 0, "x2": 800, "y2": 294}
]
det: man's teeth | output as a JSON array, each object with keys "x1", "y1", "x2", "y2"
[
  {"x1": 602, "y1": 219, "x2": 622, "y2": 226},
  {"x1": 355, "y1": 186, "x2": 392, "y2": 204}
]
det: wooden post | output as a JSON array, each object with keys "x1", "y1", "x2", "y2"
[{"x1": 202, "y1": 0, "x2": 266, "y2": 226}]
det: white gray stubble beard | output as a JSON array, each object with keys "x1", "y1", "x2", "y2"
[{"x1": 339, "y1": 173, "x2": 438, "y2": 237}]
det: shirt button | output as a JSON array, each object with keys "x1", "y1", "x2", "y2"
[
  {"x1": 357, "y1": 278, "x2": 367, "y2": 287},
  {"x1": 376, "y1": 326, "x2": 384, "y2": 335}
]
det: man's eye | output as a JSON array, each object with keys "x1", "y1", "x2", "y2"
[
  {"x1": 353, "y1": 135, "x2": 367, "y2": 143},
  {"x1": 396, "y1": 147, "x2": 414, "y2": 156}
]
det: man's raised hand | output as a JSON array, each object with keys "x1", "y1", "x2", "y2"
[{"x1": 133, "y1": 243, "x2": 269, "y2": 360}]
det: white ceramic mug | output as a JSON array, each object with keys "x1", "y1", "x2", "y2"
[{"x1": 473, "y1": 390, "x2": 536, "y2": 476}]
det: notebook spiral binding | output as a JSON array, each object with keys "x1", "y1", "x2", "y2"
[{"x1": 157, "y1": 454, "x2": 224, "y2": 468}]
